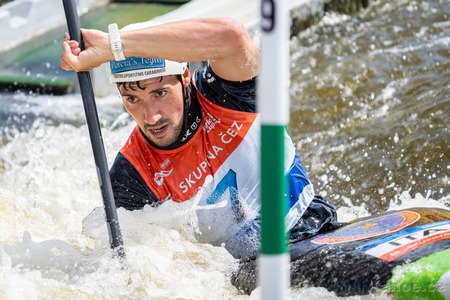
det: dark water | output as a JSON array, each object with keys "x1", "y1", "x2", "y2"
[
  {"x1": 0, "y1": 1, "x2": 447, "y2": 298},
  {"x1": 289, "y1": 0, "x2": 449, "y2": 213}
]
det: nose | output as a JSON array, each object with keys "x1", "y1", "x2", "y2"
[{"x1": 143, "y1": 102, "x2": 162, "y2": 125}]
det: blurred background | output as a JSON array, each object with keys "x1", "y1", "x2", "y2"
[{"x1": 0, "y1": 0, "x2": 448, "y2": 298}]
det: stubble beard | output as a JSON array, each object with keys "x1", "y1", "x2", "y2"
[{"x1": 143, "y1": 120, "x2": 183, "y2": 148}]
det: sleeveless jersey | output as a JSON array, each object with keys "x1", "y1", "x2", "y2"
[{"x1": 119, "y1": 84, "x2": 315, "y2": 233}]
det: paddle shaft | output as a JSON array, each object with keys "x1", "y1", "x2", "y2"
[{"x1": 62, "y1": 0, "x2": 125, "y2": 257}]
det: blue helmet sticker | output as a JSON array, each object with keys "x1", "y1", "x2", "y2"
[{"x1": 110, "y1": 57, "x2": 165, "y2": 74}]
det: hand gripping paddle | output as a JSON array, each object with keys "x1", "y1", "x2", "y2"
[{"x1": 61, "y1": 0, "x2": 125, "y2": 258}]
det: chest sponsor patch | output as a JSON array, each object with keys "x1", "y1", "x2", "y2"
[
  {"x1": 356, "y1": 219, "x2": 450, "y2": 261},
  {"x1": 311, "y1": 210, "x2": 420, "y2": 245}
]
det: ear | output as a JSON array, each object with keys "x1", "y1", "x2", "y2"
[{"x1": 181, "y1": 67, "x2": 191, "y2": 87}]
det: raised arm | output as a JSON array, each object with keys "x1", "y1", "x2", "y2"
[{"x1": 60, "y1": 17, "x2": 259, "y2": 82}]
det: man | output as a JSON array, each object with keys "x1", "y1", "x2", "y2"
[{"x1": 61, "y1": 18, "x2": 337, "y2": 259}]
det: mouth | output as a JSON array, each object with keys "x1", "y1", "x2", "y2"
[
  {"x1": 147, "y1": 123, "x2": 169, "y2": 138},
  {"x1": 151, "y1": 126, "x2": 166, "y2": 133}
]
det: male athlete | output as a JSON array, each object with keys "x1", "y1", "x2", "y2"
[{"x1": 60, "y1": 18, "x2": 337, "y2": 259}]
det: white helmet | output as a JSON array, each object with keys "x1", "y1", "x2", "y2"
[{"x1": 107, "y1": 21, "x2": 187, "y2": 83}]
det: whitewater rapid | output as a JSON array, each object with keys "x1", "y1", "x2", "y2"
[{"x1": 1, "y1": 0, "x2": 449, "y2": 298}]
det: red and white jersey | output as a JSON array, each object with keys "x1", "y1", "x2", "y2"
[{"x1": 120, "y1": 85, "x2": 314, "y2": 235}]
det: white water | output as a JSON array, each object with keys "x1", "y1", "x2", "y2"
[
  {"x1": 1, "y1": 0, "x2": 449, "y2": 297},
  {"x1": 0, "y1": 92, "x2": 448, "y2": 299}
]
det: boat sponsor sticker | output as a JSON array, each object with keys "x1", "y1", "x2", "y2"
[
  {"x1": 311, "y1": 210, "x2": 420, "y2": 245},
  {"x1": 356, "y1": 219, "x2": 450, "y2": 261}
]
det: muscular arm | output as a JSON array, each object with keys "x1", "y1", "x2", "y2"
[{"x1": 61, "y1": 18, "x2": 259, "y2": 82}]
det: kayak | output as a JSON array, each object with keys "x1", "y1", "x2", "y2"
[{"x1": 231, "y1": 207, "x2": 450, "y2": 299}]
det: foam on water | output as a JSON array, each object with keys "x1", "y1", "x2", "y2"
[
  {"x1": 0, "y1": 94, "x2": 248, "y2": 299},
  {"x1": 0, "y1": 92, "x2": 448, "y2": 299},
  {"x1": 1, "y1": 0, "x2": 449, "y2": 297}
]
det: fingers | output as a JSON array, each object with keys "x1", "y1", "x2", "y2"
[
  {"x1": 65, "y1": 40, "x2": 80, "y2": 53},
  {"x1": 60, "y1": 41, "x2": 80, "y2": 71},
  {"x1": 60, "y1": 42, "x2": 73, "y2": 71},
  {"x1": 60, "y1": 36, "x2": 84, "y2": 71},
  {"x1": 60, "y1": 29, "x2": 105, "y2": 72}
]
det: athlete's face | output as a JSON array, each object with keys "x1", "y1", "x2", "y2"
[{"x1": 119, "y1": 71, "x2": 190, "y2": 148}]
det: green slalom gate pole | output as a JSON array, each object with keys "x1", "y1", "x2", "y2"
[{"x1": 259, "y1": 0, "x2": 290, "y2": 299}]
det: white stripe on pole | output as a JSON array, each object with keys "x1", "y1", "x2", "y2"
[
  {"x1": 259, "y1": 254, "x2": 290, "y2": 299},
  {"x1": 259, "y1": 0, "x2": 290, "y2": 126},
  {"x1": 259, "y1": 0, "x2": 291, "y2": 299}
]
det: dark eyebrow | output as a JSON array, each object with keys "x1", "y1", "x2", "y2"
[
  {"x1": 148, "y1": 85, "x2": 171, "y2": 96},
  {"x1": 149, "y1": 87, "x2": 165, "y2": 93},
  {"x1": 119, "y1": 91, "x2": 136, "y2": 97}
]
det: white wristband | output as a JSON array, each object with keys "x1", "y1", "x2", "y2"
[{"x1": 108, "y1": 23, "x2": 125, "y2": 61}]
